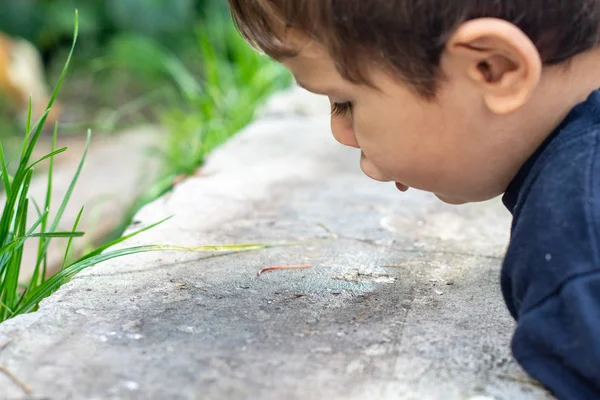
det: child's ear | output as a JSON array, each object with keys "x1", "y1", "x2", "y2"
[{"x1": 442, "y1": 18, "x2": 542, "y2": 115}]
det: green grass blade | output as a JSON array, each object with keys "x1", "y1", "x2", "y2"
[
  {"x1": 0, "y1": 12, "x2": 81, "y2": 323},
  {"x1": 21, "y1": 97, "x2": 33, "y2": 160},
  {"x1": 27, "y1": 147, "x2": 67, "y2": 170},
  {"x1": 0, "y1": 141, "x2": 11, "y2": 197},
  {"x1": 25, "y1": 97, "x2": 32, "y2": 139},
  {"x1": 0, "y1": 230, "x2": 82, "y2": 266},
  {"x1": 61, "y1": 206, "x2": 84, "y2": 270},
  {"x1": 77, "y1": 216, "x2": 171, "y2": 263},
  {"x1": 31, "y1": 198, "x2": 44, "y2": 220},
  {"x1": 19, "y1": 11, "x2": 78, "y2": 173},
  {"x1": 3, "y1": 207, "x2": 27, "y2": 312},
  {"x1": 163, "y1": 56, "x2": 202, "y2": 103},
  {"x1": 15, "y1": 245, "x2": 162, "y2": 315},
  {"x1": 0, "y1": 232, "x2": 81, "y2": 268},
  {"x1": 0, "y1": 208, "x2": 49, "y2": 262},
  {"x1": 31, "y1": 232, "x2": 84, "y2": 238},
  {"x1": 0, "y1": 12, "x2": 78, "y2": 249},
  {"x1": 39, "y1": 123, "x2": 58, "y2": 283},
  {"x1": 46, "y1": 124, "x2": 57, "y2": 220},
  {"x1": 1, "y1": 170, "x2": 32, "y2": 320},
  {"x1": 49, "y1": 129, "x2": 89, "y2": 233},
  {"x1": 155, "y1": 243, "x2": 273, "y2": 252},
  {"x1": 0, "y1": 240, "x2": 22, "y2": 266},
  {"x1": 30, "y1": 198, "x2": 45, "y2": 290},
  {"x1": 0, "y1": 300, "x2": 14, "y2": 318},
  {"x1": 32, "y1": 129, "x2": 90, "y2": 276}
]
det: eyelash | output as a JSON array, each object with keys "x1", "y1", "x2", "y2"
[{"x1": 331, "y1": 102, "x2": 353, "y2": 117}]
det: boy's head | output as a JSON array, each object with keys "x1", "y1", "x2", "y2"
[{"x1": 229, "y1": 0, "x2": 600, "y2": 204}]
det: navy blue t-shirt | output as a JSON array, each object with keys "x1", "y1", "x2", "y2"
[{"x1": 502, "y1": 90, "x2": 600, "y2": 399}]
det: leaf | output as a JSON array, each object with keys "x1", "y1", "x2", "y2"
[
  {"x1": 32, "y1": 130, "x2": 91, "y2": 277},
  {"x1": 76, "y1": 216, "x2": 171, "y2": 263},
  {"x1": 15, "y1": 246, "x2": 162, "y2": 315},
  {"x1": 30, "y1": 232, "x2": 84, "y2": 238},
  {"x1": 61, "y1": 207, "x2": 85, "y2": 270},
  {"x1": 27, "y1": 147, "x2": 68, "y2": 170},
  {"x1": 49, "y1": 130, "x2": 90, "y2": 233},
  {"x1": 21, "y1": 97, "x2": 32, "y2": 160},
  {"x1": 0, "y1": 141, "x2": 11, "y2": 197}
]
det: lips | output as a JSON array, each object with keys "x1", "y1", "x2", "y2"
[{"x1": 395, "y1": 182, "x2": 409, "y2": 192}]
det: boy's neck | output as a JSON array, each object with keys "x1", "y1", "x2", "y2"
[
  {"x1": 541, "y1": 47, "x2": 600, "y2": 127},
  {"x1": 516, "y1": 47, "x2": 600, "y2": 161}
]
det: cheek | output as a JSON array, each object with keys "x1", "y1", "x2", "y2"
[
  {"x1": 359, "y1": 152, "x2": 390, "y2": 181},
  {"x1": 352, "y1": 107, "x2": 411, "y2": 165},
  {"x1": 353, "y1": 103, "x2": 445, "y2": 179}
]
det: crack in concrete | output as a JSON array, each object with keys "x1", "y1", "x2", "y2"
[
  {"x1": 0, "y1": 364, "x2": 33, "y2": 395},
  {"x1": 0, "y1": 340, "x2": 9, "y2": 356}
]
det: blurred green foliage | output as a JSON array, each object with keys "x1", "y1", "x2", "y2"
[
  {"x1": 0, "y1": 0, "x2": 220, "y2": 56},
  {"x1": 109, "y1": 8, "x2": 293, "y2": 237},
  {"x1": 0, "y1": 1, "x2": 293, "y2": 238},
  {"x1": 0, "y1": 0, "x2": 231, "y2": 130}
]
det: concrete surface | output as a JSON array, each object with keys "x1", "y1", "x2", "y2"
[{"x1": 0, "y1": 87, "x2": 553, "y2": 399}]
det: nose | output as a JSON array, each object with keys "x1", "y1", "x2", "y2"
[
  {"x1": 330, "y1": 113, "x2": 359, "y2": 148},
  {"x1": 331, "y1": 120, "x2": 360, "y2": 149},
  {"x1": 360, "y1": 152, "x2": 390, "y2": 182}
]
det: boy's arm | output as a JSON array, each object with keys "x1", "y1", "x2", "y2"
[{"x1": 510, "y1": 274, "x2": 600, "y2": 399}]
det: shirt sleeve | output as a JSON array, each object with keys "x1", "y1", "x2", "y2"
[{"x1": 511, "y1": 273, "x2": 600, "y2": 399}]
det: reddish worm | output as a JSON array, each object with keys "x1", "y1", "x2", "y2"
[{"x1": 256, "y1": 265, "x2": 312, "y2": 277}]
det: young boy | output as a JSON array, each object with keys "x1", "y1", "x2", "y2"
[{"x1": 228, "y1": 1, "x2": 600, "y2": 398}]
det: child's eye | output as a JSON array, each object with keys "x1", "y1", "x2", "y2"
[{"x1": 331, "y1": 102, "x2": 353, "y2": 117}]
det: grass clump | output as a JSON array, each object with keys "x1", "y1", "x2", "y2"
[
  {"x1": 0, "y1": 13, "x2": 167, "y2": 323},
  {"x1": 159, "y1": 10, "x2": 293, "y2": 178}
]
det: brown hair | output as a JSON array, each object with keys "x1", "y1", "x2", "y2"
[{"x1": 228, "y1": 0, "x2": 600, "y2": 97}]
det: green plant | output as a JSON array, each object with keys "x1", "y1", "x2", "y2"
[
  {"x1": 0, "y1": 13, "x2": 176, "y2": 323},
  {"x1": 160, "y1": 12, "x2": 292, "y2": 177}
]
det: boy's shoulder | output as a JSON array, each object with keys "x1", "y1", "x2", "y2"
[
  {"x1": 504, "y1": 90, "x2": 600, "y2": 218},
  {"x1": 501, "y1": 89, "x2": 600, "y2": 317}
]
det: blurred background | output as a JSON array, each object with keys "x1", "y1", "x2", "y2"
[
  {"x1": 0, "y1": 0, "x2": 291, "y2": 158},
  {"x1": 0, "y1": 0, "x2": 293, "y2": 282}
]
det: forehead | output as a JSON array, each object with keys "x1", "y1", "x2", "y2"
[
  {"x1": 280, "y1": 33, "x2": 342, "y2": 86},
  {"x1": 279, "y1": 29, "x2": 331, "y2": 61}
]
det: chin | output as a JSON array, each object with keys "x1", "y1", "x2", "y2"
[
  {"x1": 435, "y1": 190, "x2": 502, "y2": 204},
  {"x1": 434, "y1": 194, "x2": 469, "y2": 205}
]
